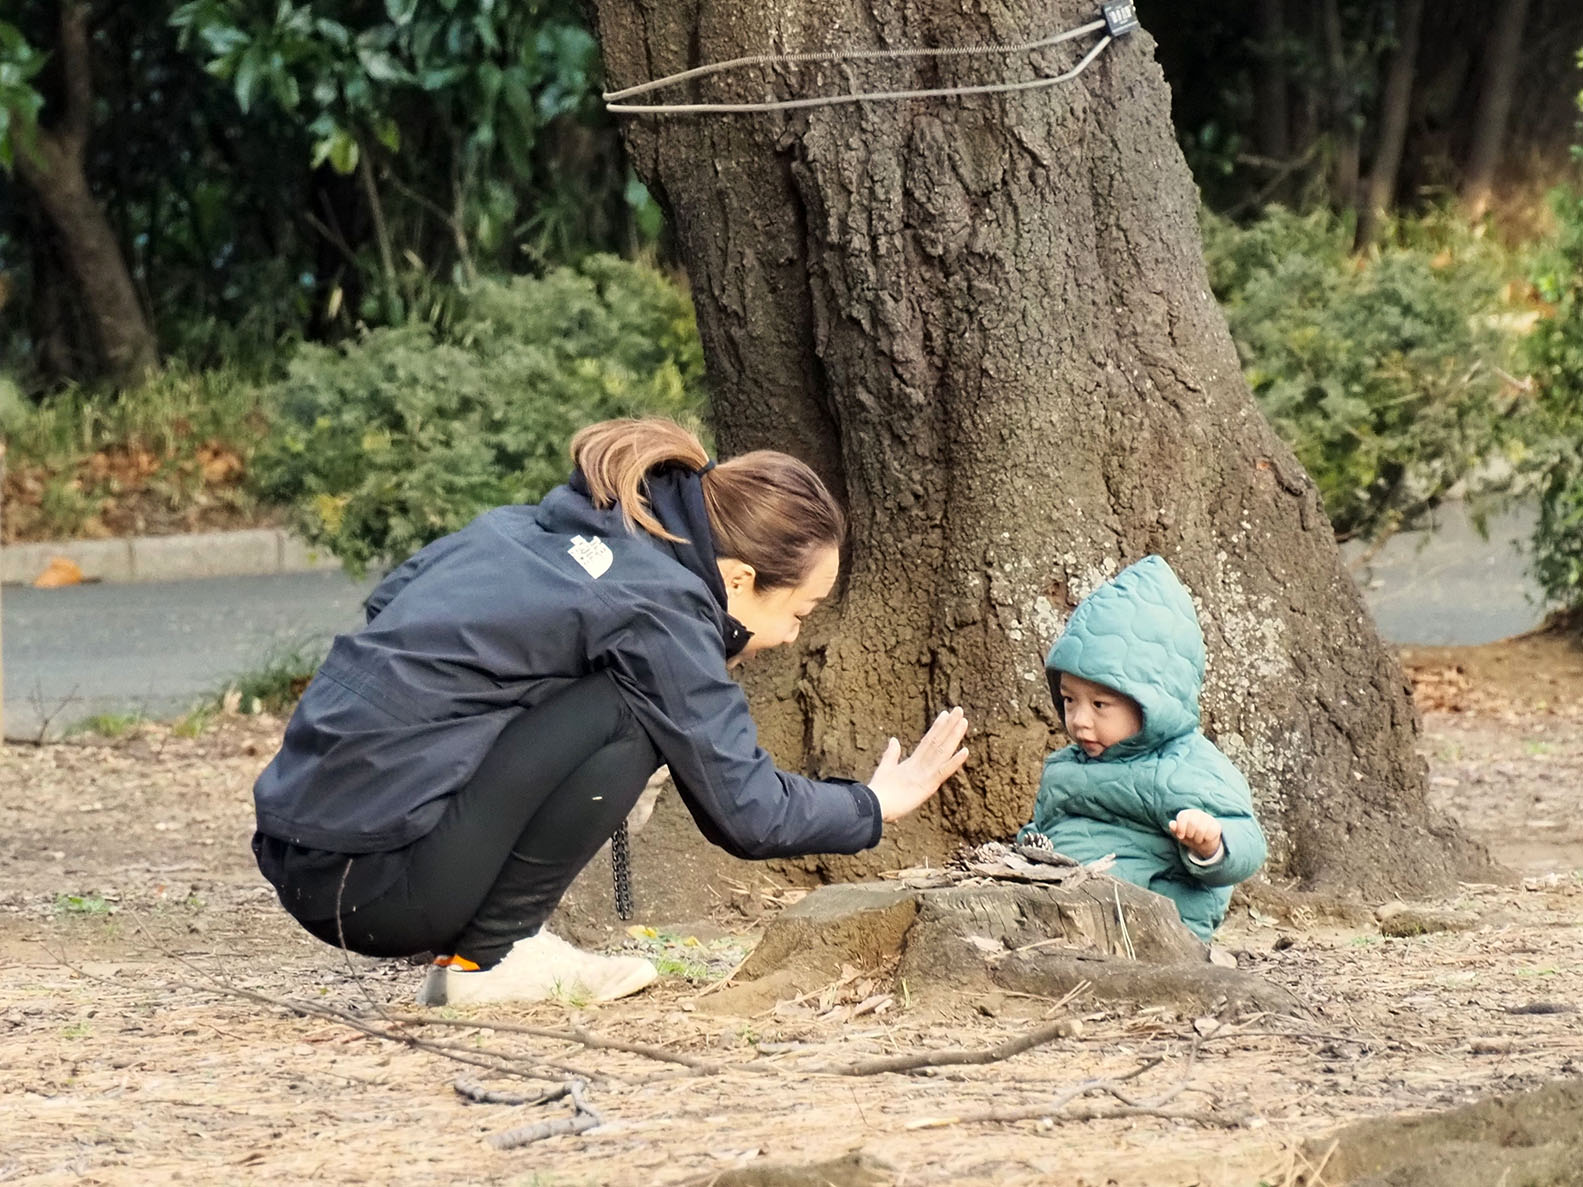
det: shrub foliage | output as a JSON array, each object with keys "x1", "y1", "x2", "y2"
[
  {"x1": 1203, "y1": 207, "x2": 1528, "y2": 542},
  {"x1": 252, "y1": 256, "x2": 707, "y2": 574},
  {"x1": 1526, "y1": 182, "x2": 1583, "y2": 608}
]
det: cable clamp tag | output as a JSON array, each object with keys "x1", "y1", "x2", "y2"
[{"x1": 1101, "y1": 2, "x2": 1139, "y2": 36}]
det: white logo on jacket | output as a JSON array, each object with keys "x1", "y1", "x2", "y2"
[{"x1": 568, "y1": 535, "x2": 613, "y2": 579}]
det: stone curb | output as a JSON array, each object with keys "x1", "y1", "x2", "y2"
[{"x1": 1, "y1": 528, "x2": 344, "y2": 585}]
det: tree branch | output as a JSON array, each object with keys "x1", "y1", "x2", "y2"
[
  {"x1": 358, "y1": 148, "x2": 404, "y2": 311},
  {"x1": 487, "y1": 1110, "x2": 600, "y2": 1149},
  {"x1": 806, "y1": 1017, "x2": 1085, "y2": 1077},
  {"x1": 382, "y1": 1011, "x2": 736, "y2": 1074}
]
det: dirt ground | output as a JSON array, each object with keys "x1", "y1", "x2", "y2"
[{"x1": 3, "y1": 634, "x2": 1582, "y2": 1187}]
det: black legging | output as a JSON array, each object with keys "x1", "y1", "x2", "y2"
[{"x1": 290, "y1": 673, "x2": 659, "y2": 968}]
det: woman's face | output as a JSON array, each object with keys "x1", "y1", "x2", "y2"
[{"x1": 719, "y1": 546, "x2": 840, "y2": 662}]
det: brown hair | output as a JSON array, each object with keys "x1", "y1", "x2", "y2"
[{"x1": 570, "y1": 417, "x2": 846, "y2": 591}]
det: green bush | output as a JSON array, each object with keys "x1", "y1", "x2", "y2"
[
  {"x1": 1203, "y1": 207, "x2": 1530, "y2": 541},
  {"x1": 1526, "y1": 182, "x2": 1583, "y2": 608},
  {"x1": 253, "y1": 255, "x2": 708, "y2": 575}
]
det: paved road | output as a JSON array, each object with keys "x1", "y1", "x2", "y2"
[
  {"x1": 0, "y1": 501, "x2": 1549, "y2": 739},
  {"x1": 1342, "y1": 501, "x2": 1544, "y2": 646},
  {"x1": 2, "y1": 571, "x2": 375, "y2": 741}
]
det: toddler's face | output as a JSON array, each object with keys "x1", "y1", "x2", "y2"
[{"x1": 1059, "y1": 673, "x2": 1143, "y2": 757}]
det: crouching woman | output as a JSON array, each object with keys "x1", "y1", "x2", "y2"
[{"x1": 250, "y1": 418, "x2": 969, "y2": 1004}]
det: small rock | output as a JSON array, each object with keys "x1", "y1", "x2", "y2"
[{"x1": 974, "y1": 991, "x2": 1006, "y2": 1017}]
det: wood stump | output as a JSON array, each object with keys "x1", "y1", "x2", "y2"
[{"x1": 705, "y1": 877, "x2": 1299, "y2": 1016}]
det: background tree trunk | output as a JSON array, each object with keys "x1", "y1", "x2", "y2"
[
  {"x1": 13, "y1": 2, "x2": 157, "y2": 387},
  {"x1": 1355, "y1": 0, "x2": 1423, "y2": 251},
  {"x1": 1462, "y1": 0, "x2": 1531, "y2": 222},
  {"x1": 1252, "y1": 0, "x2": 1291, "y2": 163},
  {"x1": 1320, "y1": 0, "x2": 1360, "y2": 210},
  {"x1": 591, "y1": 0, "x2": 1488, "y2": 898}
]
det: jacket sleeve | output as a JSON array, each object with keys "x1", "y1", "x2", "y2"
[
  {"x1": 1175, "y1": 810, "x2": 1266, "y2": 887},
  {"x1": 597, "y1": 596, "x2": 883, "y2": 860},
  {"x1": 1156, "y1": 742, "x2": 1268, "y2": 887}
]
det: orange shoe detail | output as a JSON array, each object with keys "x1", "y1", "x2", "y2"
[{"x1": 434, "y1": 955, "x2": 480, "y2": 972}]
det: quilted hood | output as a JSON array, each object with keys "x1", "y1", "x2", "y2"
[{"x1": 1045, "y1": 556, "x2": 1205, "y2": 758}]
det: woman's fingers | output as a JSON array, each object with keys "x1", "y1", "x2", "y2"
[
  {"x1": 939, "y1": 746, "x2": 970, "y2": 783},
  {"x1": 916, "y1": 707, "x2": 968, "y2": 760},
  {"x1": 909, "y1": 709, "x2": 969, "y2": 785}
]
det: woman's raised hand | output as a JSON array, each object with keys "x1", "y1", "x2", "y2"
[{"x1": 867, "y1": 707, "x2": 970, "y2": 822}]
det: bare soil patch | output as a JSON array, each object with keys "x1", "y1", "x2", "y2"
[{"x1": 3, "y1": 635, "x2": 1582, "y2": 1186}]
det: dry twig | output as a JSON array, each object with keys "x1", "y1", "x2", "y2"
[
  {"x1": 487, "y1": 1111, "x2": 600, "y2": 1149},
  {"x1": 486, "y1": 1078, "x2": 604, "y2": 1150},
  {"x1": 807, "y1": 1016, "x2": 1085, "y2": 1077},
  {"x1": 381, "y1": 1011, "x2": 736, "y2": 1074},
  {"x1": 455, "y1": 1078, "x2": 543, "y2": 1106}
]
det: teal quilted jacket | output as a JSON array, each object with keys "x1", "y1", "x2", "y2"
[{"x1": 1019, "y1": 556, "x2": 1266, "y2": 941}]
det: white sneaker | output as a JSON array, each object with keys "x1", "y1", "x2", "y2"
[{"x1": 414, "y1": 929, "x2": 658, "y2": 1007}]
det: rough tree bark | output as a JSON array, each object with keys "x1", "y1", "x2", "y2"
[
  {"x1": 12, "y1": 2, "x2": 157, "y2": 387},
  {"x1": 590, "y1": 0, "x2": 1487, "y2": 898}
]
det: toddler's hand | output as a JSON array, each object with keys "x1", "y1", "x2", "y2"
[{"x1": 1168, "y1": 809, "x2": 1223, "y2": 860}]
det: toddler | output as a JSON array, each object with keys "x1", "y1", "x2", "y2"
[{"x1": 1019, "y1": 556, "x2": 1266, "y2": 941}]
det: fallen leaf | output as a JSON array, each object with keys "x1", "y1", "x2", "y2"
[{"x1": 33, "y1": 557, "x2": 85, "y2": 588}]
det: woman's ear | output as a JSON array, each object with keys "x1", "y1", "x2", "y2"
[{"x1": 717, "y1": 558, "x2": 758, "y2": 594}]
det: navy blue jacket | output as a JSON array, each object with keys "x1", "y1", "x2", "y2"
[{"x1": 252, "y1": 466, "x2": 883, "y2": 860}]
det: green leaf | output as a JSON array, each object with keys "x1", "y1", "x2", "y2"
[
  {"x1": 234, "y1": 45, "x2": 265, "y2": 112},
  {"x1": 329, "y1": 129, "x2": 360, "y2": 175},
  {"x1": 626, "y1": 175, "x2": 663, "y2": 242},
  {"x1": 196, "y1": 25, "x2": 250, "y2": 56},
  {"x1": 269, "y1": 68, "x2": 301, "y2": 110},
  {"x1": 358, "y1": 49, "x2": 408, "y2": 84},
  {"x1": 474, "y1": 14, "x2": 501, "y2": 53},
  {"x1": 500, "y1": 64, "x2": 535, "y2": 123},
  {"x1": 384, "y1": 0, "x2": 420, "y2": 26},
  {"x1": 477, "y1": 60, "x2": 503, "y2": 103},
  {"x1": 312, "y1": 125, "x2": 361, "y2": 175},
  {"x1": 417, "y1": 64, "x2": 468, "y2": 90},
  {"x1": 315, "y1": 19, "x2": 352, "y2": 49}
]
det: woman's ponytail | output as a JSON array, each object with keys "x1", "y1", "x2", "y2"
[
  {"x1": 571, "y1": 416, "x2": 846, "y2": 591},
  {"x1": 570, "y1": 418, "x2": 709, "y2": 542}
]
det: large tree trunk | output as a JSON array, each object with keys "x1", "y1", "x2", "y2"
[
  {"x1": 1462, "y1": 0, "x2": 1531, "y2": 222},
  {"x1": 1355, "y1": 0, "x2": 1423, "y2": 251},
  {"x1": 13, "y1": 2, "x2": 156, "y2": 387},
  {"x1": 591, "y1": 0, "x2": 1486, "y2": 898}
]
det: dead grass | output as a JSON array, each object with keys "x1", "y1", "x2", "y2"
[{"x1": 2, "y1": 642, "x2": 1582, "y2": 1186}]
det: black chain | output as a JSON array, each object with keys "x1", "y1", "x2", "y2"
[{"x1": 610, "y1": 821, "x2": 634, "y2": 920}]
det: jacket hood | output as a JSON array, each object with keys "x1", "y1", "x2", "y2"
[
  {"x1": 549, "y1": 464, "x2": 752, "y2": 658},
  {"x1": 1045, "y1": 555, "x2": 1204, "y2": 758}
]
